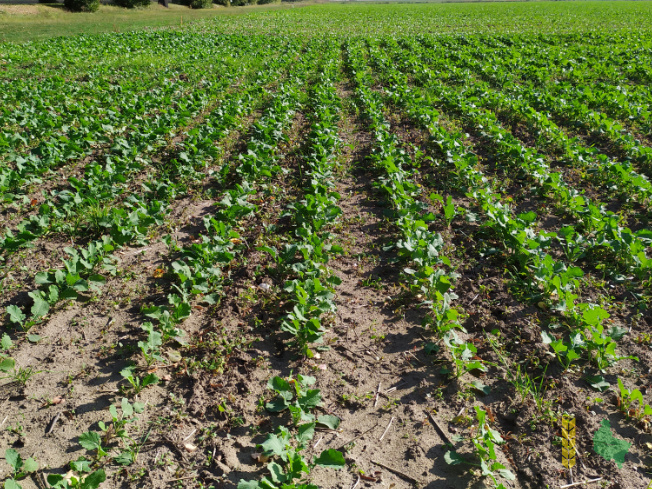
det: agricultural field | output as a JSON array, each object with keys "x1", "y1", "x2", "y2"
[{"x1": 2, "y1": 2, "x2": 652, "y2": 488}]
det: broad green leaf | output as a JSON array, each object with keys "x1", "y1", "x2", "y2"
[
  {"x1": 0, "y1": 334, "x2": 12, "y2": 350},
  {"x1": 81, "y1": 469, "x2": 106, "y2": 489},
  {"x1": 120, "y1": 366, "x2": 136, "y2": 380},
  {"x1": 444, "y1": 450, "x2": 466, "y2": 465},
  {"x1": 296, "y1": 422, "x2": 315, "y2": 443},
  {"x1": 237, "y1": 481, "x2": 262, "y2": 489},
  {"x1": 35, "y1": 272, "x2": 52, "y2": 285},
  {"x1": 5, "y1": 449, "x2": 21, "y2": 471},
  {"x1": 497, "y1": 468, "x2": 516, "y2": 480},
  {"x1": 585, "y1": 375, "x2": 610, "y2": 392},
  {"x1": 22, "y1": 457, "x2": 38, "y2": 473},
  {"x1": 4, "y1": 480, "x2": 21, "y2": 489},
  {"x1": 27, "y1": 335, "x2": 40, "y2": 344},
  {"x1": 265, "y1": 397, "x2": 289, "y2": 413},
  {"x1": 141, "y1": 373, "x2": 159, "y2": 388},
  {"x1": 70, "y1": 457, "x2": 92, "y2": 473},
  {"x1": 28, "y1": 291, "x2": 50, "y2": 319},
  {"x1": 0, "y1": 357, "x2": 15, "y2": 373},
  {"x1": 313, "y1": 449, "x2": 345, "y2": 468},
  {"x1": 47, "y1": 475, "x2": 65, "y2": 486},
  {"x1": 113, "y1": 451, "x2": 134, "y2": 466},
  {"x1": 298, "y1": 389, "x2": 321, "y2": 410},
  {"x1": 79, "y1": 431, "x2": 102, "y2": 451},
  {"x1": 29, "y1": 293, "x2": 49, "y2": 319},
  {"x1": 593, "y1": 419, "x2": 630, "y2": 468},
  {"x1": 267, "y1": 376, "x2": 291, "y2": 393},
  {"x1": 6, "y1": 306, "x2": 25, "y2": 325},
  {"x1": 316, "y1": 414, "x2": 340, "y2": 430},
  {"x1": 470, "y1": 380, "x2": 491, "y2": 395},
  {"x1": 121, "y1": 398, "x2": 133, "y2": 417},
  {"x1": 266, "y1": 461, "x2": 286, "y2": 484},
  {"x1": 259, "y1": 433, "x2": 287, "y2": 459}
]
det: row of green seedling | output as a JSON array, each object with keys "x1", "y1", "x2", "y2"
[
  {"x1": 0, "y1": 34, "x2": 293, "y2": 207},
  {"x1": 1, "y1": 44, "x2": 307, "y2": 333},
  {"x1": 378, "y1": 38, "x2": 652, "y2": 281},
  {"x1": 380, "y1": 64, "x2": 634, "y2": 374},
  {"x1": 403, "y1": 37, "x2": 652, "y2": 209},
  {"x1": 344, "y1": 40, "x2": 483, "y2": 380},
  {"x1": 261, "y1": 43, "x2": 345, "y2": 358},
  {"x1": 136, "y1": 41, "x2": 324, "y2": 357},
  {"x1": 0, "y1": 38, "x2": 301, "y2": 272}
]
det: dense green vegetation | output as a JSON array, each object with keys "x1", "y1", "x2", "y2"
[
  {"x1": 3, "y1": 1, "x2": 652, "y2": 44},
  {"x1": 1, "y1": 2, "x2": 652, "y2": 488}
]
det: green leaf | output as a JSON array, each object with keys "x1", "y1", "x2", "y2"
[
  {"x1": 540, "y1": 330, "x2": 555, "y2": 344},
  {"x1": 4, "y1": 480, "x2": 22, "y2": 489},
  {"x1": 88, "y1": 274, "x2": 106, "y2": 287},
  {"x1": 424, "y1": 342, "x2": 439, "y2": 355},
  {"x1": 29, "y1": 293, "x2": 49, "y2": 319},
  {"x1": 0, "y1": 334, "x2": 12, "y2": 350},
  {"x1": 297, "y1": 375, "x2": 316, "y2": 387},
  {"x1": 496, "y1": 468, "x2": 516, "y2": 480},
  {"x1": 585, "y1": 375, "x2": 611, "y2": 392},
  {"x1": 0, "y1": 357, "x2": 15, "y2": 373},
  {"x1": 313, "y1": 449, "x2": 345, "y2": 468},
  {"x1": 444, "y1": 450, "x2": 466, "y2": 465},
  {"x1": 120, "y1": 365, "x2": 136, "y2": 380},
  {"x1": 6, "y1": 306, "x2": 25, "y2": 325},
  {"x1": 267, "y1": 461, "x2": 286, "y2": 484},
  {"x1": 22, "y1": 457, "x2": 38, "y2": 473},
  {"x1": 113, "y1": 451, "x2": 134, "y2": 466},
  {"x1": 259, "y1": 433, "x2": 287, "y2": 459},
  {"x1": 267, "y1": 376, "x2": 291, "y2": 394},
  {"x1": 141, "y1": 373, "x2": 159, "y2": 388},
  {"x1": 27, "y1": 335, "x2": 40, "y2": 344},
  {"x1": 296, "y1": 422, "x2": 315, "y2": 443},
  {"x1": 266, "y1": 397, "x2": 289, "y2": 413},
  {"x1": 470, "y1": 380, "x2": 491, "y2": 395},
  {"x1": 566, "y1": 348, "x2": 581, "y2": 362},
  {"x1": 81, "y1": 469, "x2": 106, "y2": 489},
  {"x1": 298, "y1": 389, "x2": 322, "y2": 411},
  {"x1": 316, "y1": 414, "x2": 340, "y2": 430},
  {"x1": 237, "y1": 481, "x2": 262, "y2": 489},
  {"x1": 46, "y1": 474, "x2": 65, "y2": 486},
  {"x1": 35, "y1": 272, "x2": 52, "y2": 285},
  {"x1": 121, "y1": 398, "x2": 133, "y2": 417},
  {"x1": 70, "y1": 457, "x2": 92, "y2": 473},
  {"x1": 593, "y1": 419, "x2": 630, "y2": 468},
  {"x1": 79, "y1": 432, "x2": 102, "y2": 451},
  {"x1": 5, "y1": 449, "x2": 21, "y2": 471},
  {"x1": 286, "y1": 450, "x2": 309, "y2": 480}
]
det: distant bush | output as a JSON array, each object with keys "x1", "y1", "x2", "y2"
[
  {"x1": 64, "y1": 0, "x2": 100, "y2": 11},
  {"x1": 114, "y1": 0, "x2": 151, "y2": 7},
  {"x1": 213, "y1": 0, "x2": 230, "y2": 6},
  {"x1": 229, "y1": 0, "x2": 280, "y2": 6},
  {"x1": 184, "y1": 0, "x2": 212, "y2": 8}
]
